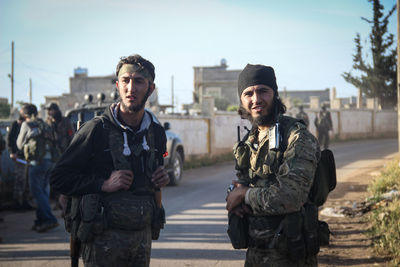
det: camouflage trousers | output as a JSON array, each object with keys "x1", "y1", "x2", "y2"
[
  {"x1": 13, "y1": 161, "x2": 28, "y2": 206},
  {"x1": 245, "y1": 247, "x2": 317, "y2": 267},
  {"x1": 82, "y1": 226, "x2": 152, "y2": 267}
]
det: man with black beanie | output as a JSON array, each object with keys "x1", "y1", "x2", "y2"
[{"x1": 226, "y1": 64, "x2": 321, "y2": 266}]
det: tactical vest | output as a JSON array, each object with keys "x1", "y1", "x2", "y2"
[
  {"x1": 98, "y1": 116, "x2": 161, "y2": 194},
  {"x1": 235, "y1": 116, "x2": 300, "y2": 185}
]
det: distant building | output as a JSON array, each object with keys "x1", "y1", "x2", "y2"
[
  {"x1": 281, "y1": 88, "x2": 330, "y2": 108},
  {"x1": 0, "y1": 97, "x2": 8, "y2": 105},
  {"x1": 193, "y1": 59, "x2": 241, "y2": 106}
]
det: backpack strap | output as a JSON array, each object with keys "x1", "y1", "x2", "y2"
[{"x1": 274, "y1": 116, "x2": 305, "y2": 173}]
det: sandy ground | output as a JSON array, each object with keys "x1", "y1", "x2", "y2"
[{"x1": 317, "y1": 155, "x2": 397, "y2": 266}]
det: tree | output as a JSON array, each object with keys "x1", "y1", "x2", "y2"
[
  {"x1": 342, "y1": 0, "x2": 397, "y2": 109},
  {"x1": 0, "y1": 103, "x2": 11, "y2": 118},
  {"x1": 227, "y1": 105, "x2": 239, "y2": 112},
  {"x1": 214, "y1": 97, "x2": 230, "y2": 111}
]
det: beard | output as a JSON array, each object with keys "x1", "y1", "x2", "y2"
[
  {"x1": 239, "y1": 102, "x2": 277, "y2": 127},
  {"x1": 121, "y1": 88, "x2": 152, "y2": 113}
]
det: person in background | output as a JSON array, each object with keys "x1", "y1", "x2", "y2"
[
  {"x1": 296, "y1": 105, "x2": 310, "y2": 128},
  {"x1": 45, "y1": 102, "x2": 74, "y2": 212},
  {"x1": 45, "y1": 102, "x2": 74, "y2": 162},
  {"x1": 17, "y1": 103, "x2": 59, "y2": 233},
  {"x1": 314, "y1": 105, "x2": 333, "y2": 149},
  {"x1": 7, "y1": 104, "x2": 30, "y2": 209}
]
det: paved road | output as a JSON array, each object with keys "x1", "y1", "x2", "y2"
[{"x1": 0, "y1": 138, "x2": 397, "y2": 267}]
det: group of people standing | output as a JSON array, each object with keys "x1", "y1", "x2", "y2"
[
  {"x1": 2, "y1": 53, "x2": 336, "y2": 266},
  {"x1": 6, "y1": 102, "x2": 74, "y2": 232}
]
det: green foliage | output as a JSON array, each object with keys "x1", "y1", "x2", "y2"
[
  {"x1": 214, "y1": 97, "x2": 231, "y2": 111},
  {"x1": 227, "y1": 105, "x2": 239, "y2": 112},
  {"x1": 367, "y1": 158, "x2": 400, "y2": 265},
  {"x1": 342, "y1": 0, "x2": 397, "y2": 109},
  {"x1": 183, "y1": 152, "x2": 233, "y2": 170},
  {"x1": 0, "y1": 103, "x2": 10, "y2": 118},
  {"x1": 368, "y1": 160, "x2": 400, "y2": 195}
]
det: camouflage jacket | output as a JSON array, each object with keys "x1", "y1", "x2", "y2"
[{"x1": 236, "y1": 116, "x2": 320, "y2": 216}]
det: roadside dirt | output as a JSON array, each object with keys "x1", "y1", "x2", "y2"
[{"x1": 317, "y1": 158, "x2": 394, "y2": 266}]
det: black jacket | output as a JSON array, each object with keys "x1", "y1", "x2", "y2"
[
  {"x1": 50, "y1": 105, "x2": 167, "y2": 196},
  {"x1": 7, "y1": 120, "x2": 24, "y2": 157}
]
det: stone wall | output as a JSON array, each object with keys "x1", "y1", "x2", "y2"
[{"x1": 157, "y1": 109, "x2": 397, "y2": 158}]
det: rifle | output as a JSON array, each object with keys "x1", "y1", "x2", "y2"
[
  {"x1": 70, "y1": 236, "x2": 81, "y2": 267},
  {"x1": 152, "y1": 155, "x2": 164, "y2": 240},
  {"x1": 70, "y1": 116, "x2": 83, "y2": 267}
]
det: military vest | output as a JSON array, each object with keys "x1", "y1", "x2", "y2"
[
  {"x1": 96, "y1": 115, "x2": 162, "y2": 194},
  {"x1": 234, "y1": 116, "x2": 302, "y2": 189}
]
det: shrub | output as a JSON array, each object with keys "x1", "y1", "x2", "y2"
[{"x1": 367, "y1": 158, "x2": 400, "y2": 266}]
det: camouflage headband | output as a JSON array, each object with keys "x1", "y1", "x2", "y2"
[{"x1": 118, "y1": 64, "x2": 154, "y2": 83}]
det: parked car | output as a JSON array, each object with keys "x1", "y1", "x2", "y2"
[{"x1": 65, "y1": 105, "x2": 185, "y2": 185}]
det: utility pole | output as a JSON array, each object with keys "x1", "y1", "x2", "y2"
[
  {"x1": 29, "y1": 78, "x2": 32, "y2": 103},
  {"x1": 10, "y1": 41, "x2": 14, "y2": 109},
  {"x1": 398, "y1": 0, "x2": 400, "y2": 152},
  {"x1": 171, "y1": 75, "x2": 174, "y2": 114}
]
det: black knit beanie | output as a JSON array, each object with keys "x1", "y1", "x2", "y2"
[{"x1": 238, "y1": 64, "x2": 278, "y2": 97}]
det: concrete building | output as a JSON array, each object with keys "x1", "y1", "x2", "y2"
[
  {"x1": 193, "y1": 59, "x2": 241, "y2": 107},
  {"x1": 281, "y1": 88, "x2": 330, "y2": 108},
  {"x1": 0, "y1": 97, "x2": 8, "y2": 105}
]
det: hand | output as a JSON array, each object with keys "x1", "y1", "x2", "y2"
[
  {"x1": 101, "y1": 170, "x2": 133, "y2": 192},
  {"x1": 151, "y1": 166, "x2": 169, "y2": 188},
  {"x1": 58, "y1": 194, "x2": 69, "y2": 214},
  {"x1": 230, "y1": 203, "x2": 252, "y2": 218},
  {"x1": 226, "y1": 186, "x2": 248, "y2": 212},
  {"x1": 9, "y1": 153, "x2": 17, "y2": 161}
]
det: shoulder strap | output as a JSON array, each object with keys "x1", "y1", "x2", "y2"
[
  {"x1": 278, "y1": 116, "x2": 304, "y2": 154},
  {"x1": 92, "y1": 116, "x2": 111, "y2": 159}
]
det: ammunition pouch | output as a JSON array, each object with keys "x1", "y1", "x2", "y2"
[
  {"x1": 247, "y1": 203, "x2": 328, "y2": 260},
  {"x1": 318, "y1": 220, "x2": 330, "y2": 246},
  {"x1": 283, "y1": 211, "x2": 306, "y2": 261},
  {"x1": 102, "y1": 191, "x2": 154, "y2": 231},
  {"x1": 65, "y1": 196, "x2": 82, "y2": 238},
  {"x1": 227, "y1": 212, "x2": 249, "y2": 249},
  {"x1": 303, "y1": 203, "x2": 320, "y2": 256},
  {"x1": 247, "y1": 214, "x2": 284, "y2": 249},
  {"x1": 77, "y1": 194, "x2": 104, "y2": 243},
  {"x1": 151, "y1": 205, "x2": 166, "y2": 240}
]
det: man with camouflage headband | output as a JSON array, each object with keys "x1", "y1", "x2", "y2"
[
  {"x1": 226, "y1": 64, "x2": 321, "y2": 266},
  {"x1": 50, "y1": 54, "x2": 169, "y2": 267}
]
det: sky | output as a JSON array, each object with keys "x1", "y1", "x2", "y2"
[{"x1": 0, "y1": 0, "x2": 397, "y2": 110}]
